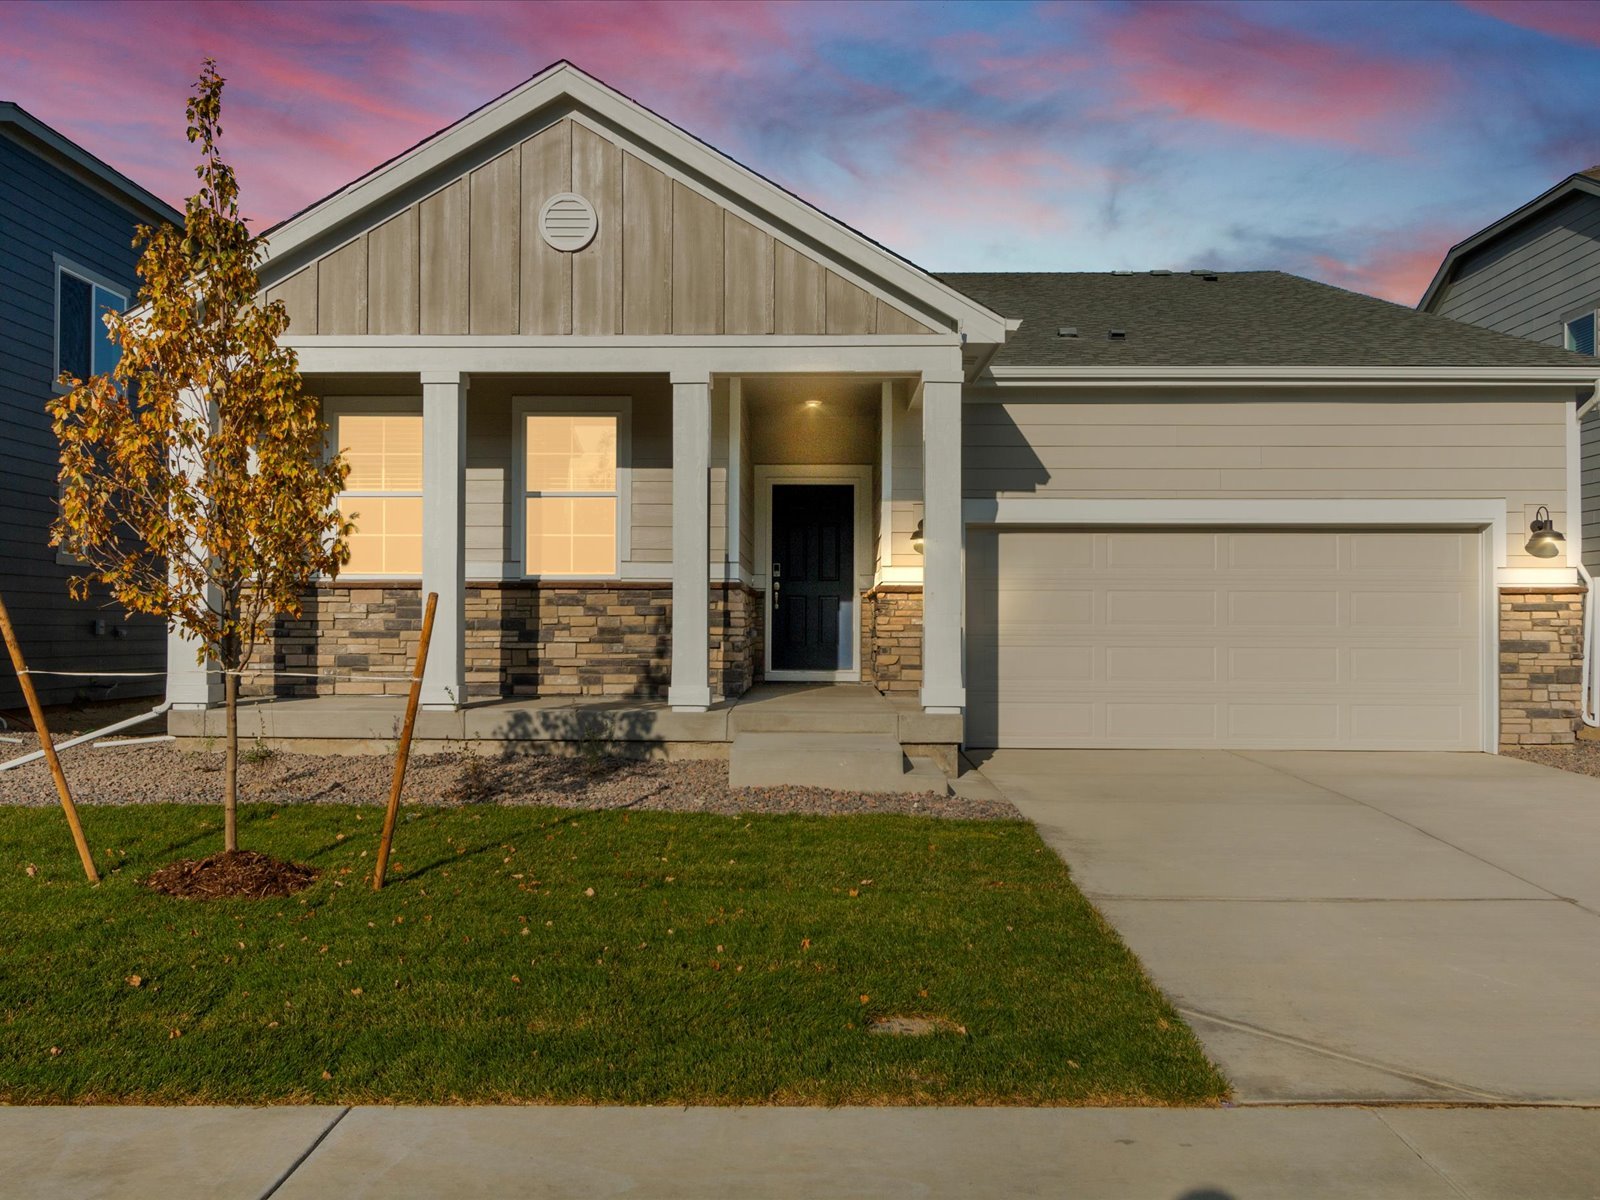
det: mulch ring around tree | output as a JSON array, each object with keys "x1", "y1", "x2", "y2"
[{"x1": 143, "y1": 850, "x2": 320, "y2": 900}]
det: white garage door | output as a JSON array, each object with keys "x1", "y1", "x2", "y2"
[{"x1": 966, "y1": 528, "x2": 1485, "y2": 751}]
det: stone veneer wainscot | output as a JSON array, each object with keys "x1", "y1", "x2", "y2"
[{"x1": 1499, "y1": 587, "x2": 1585, "y2": 747}]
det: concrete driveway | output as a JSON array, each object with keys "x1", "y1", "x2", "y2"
[{"x1": 976, "y1": 749, "x2": 1600, "y2": 1103}]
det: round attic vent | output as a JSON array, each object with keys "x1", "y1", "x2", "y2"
[{"x1": 538, "y1": 193, "x2": 598, "y2": 252}]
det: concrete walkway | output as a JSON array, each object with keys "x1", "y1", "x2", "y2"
[
  {"x1": 4, "y1": 1104, "x2": 1599, "y2": 1199},
  {"x1": 976, "y1": 749, "x2": 1600, "y2": 1104}
]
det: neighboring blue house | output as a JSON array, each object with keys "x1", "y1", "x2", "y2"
[
  {"x1": 0, "y1": 103, "x2": 181, "y2": 709},
  {"x1": 1421, "y1": 167, "x2": 1600, "y2": 570}
]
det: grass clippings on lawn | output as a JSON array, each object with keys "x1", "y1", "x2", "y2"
[{"x1": 0, "y1": 804, "x2": 1227, "y2": 1107}]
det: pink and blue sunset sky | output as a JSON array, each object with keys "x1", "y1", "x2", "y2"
[{"x1": 5, "y1": 0, "x2": 1598, "y2": 305}]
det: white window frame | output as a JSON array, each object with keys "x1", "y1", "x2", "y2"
[
  {"x1": 512, "y1": 395, "x2": 632, "y2": 580},
  {"x1": 1562, "y1": 304, "x2": 1599, "y2": 356},
  {"x1": 51, "y1": 253, "x2": 128, "y2": 394},
  {"x1": 753, "y1": 464, "x2": 874, "y2": 682},
  {"x1": 322, "y1": 396, "x2": 425, "y2": 580}
]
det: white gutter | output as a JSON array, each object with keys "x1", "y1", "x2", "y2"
[
  {"x1": 0, "y1": 701, "x2": 172, "y2": 773},
  {"x1": 980, "y1": 365, "x2": 1600, "y2": 387},
  {"x1": 1577, "y1": 381, "x2": 1600, "y2": 727}
]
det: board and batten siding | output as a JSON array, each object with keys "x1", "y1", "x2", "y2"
[
  {"x1": 1429, "y1": 191, "x2": 1600, "y2": 568},
  {"x1": 264, "y1": 118, "x2": 939, "y2": 340},
  {"x1": 963, "y1": 390, "x2": 1570, "y2": 569},
  {"x1": 0, "y1": 133, "x2": 166, "y2": 707}
]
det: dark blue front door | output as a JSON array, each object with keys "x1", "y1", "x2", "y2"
[{"x1": 770, "y1": 484, "x2": 853, "y2": 672}]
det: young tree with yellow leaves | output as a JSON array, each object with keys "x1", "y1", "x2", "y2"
[{"x1": 49, "y1": 60, "x2": 349, "y2": 853}]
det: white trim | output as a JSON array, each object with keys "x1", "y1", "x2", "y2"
[
  {"x1": 253, "y1": 63, "x2": 1007, "y2": 343},
  {"x1": 981, "y1": 365, "x2": 1600, "y2": 387},
  {"x1": 754, "y1": 465, "x2": 873, "y2": 682},
  {"x1": 321, "y1": 396, "x2": 426, "y2": 580},
  {"x1": 1567, "y1": 398, "x2": 1585, "y2": 570},
  {"x1": 879, "y1": 381, "x2": 894, "y2": 572},
  {"x1": 962, "y1": 496, "x2": 1512, "y2": 753},
  {"x1": 511, "y1": 395, "x2": 632, "y2": 580},
  {"x1": 1498, "y1": 568, "x2": 1584, "y2": 586},
  {"x1": 51, "y1": 254, "x2": 128, "y2": 395},
  {"x1": 726, "y1": 379, "x2": 743, "y2": 583}
]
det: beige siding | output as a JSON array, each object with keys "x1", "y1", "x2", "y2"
[
  {"x1": 368, "y1": 209, "x2": 418, "y2": 334},
  {"x1": 265, "y1": 118, "x2": 940, "y2": 338},
  {"x1": 965, "y1": 390, "x2": 1570, "y2": 569},
  {"x1": 519, "y1": 121, "x2": 572, "y2": 334},
  {"x1": 468, "y1": 149, "x2": 520, "y2": 334},
  {"x1": 419, "y1": 178, "x2": 469, "y2": 334},
  {"x1": 266, "y1": 264, "x2": 318, "y2": 334}
]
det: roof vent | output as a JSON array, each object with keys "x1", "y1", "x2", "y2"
[
  {"x1": 1111, "y1": 269, "x2": 1134, "y2": 276},
  {"x1": 1191, "y1": 269, "x2": 1219, "y2": 281},
  {"x1": 1149, "y1": 269, "x2": 1172, "y2": 276},
  {"x1": 1107, "y1": 329, "x2": 1127, "y2": 341},
  {"x1": 539, "y1": 192, "x2": 598, "y2": 252},
  {"x1": 1057, "y1": 326, "x2": 1078, "y2": 338}
]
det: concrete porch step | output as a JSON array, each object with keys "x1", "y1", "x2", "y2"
[
  {"x1": 728, "y1": 731, "x2": 950, "y2": 795},
  {"x1": 727, "y1": 706, "x2": 898, "y2": 736}
]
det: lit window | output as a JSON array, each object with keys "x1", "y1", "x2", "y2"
[
  {"x1": 55, "y1": 263, "x2": 126, "y2": 384},
  {"x1": 523, "y1": 413, "x2": 618, "y2": 575},
  {"x1": 1566, "y1": 312, "x2": 1597, "y2": 356},
  {"x1": 335, "y1": 413, "x2": 423, "y2": 575}
]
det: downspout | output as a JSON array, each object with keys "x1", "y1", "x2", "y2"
[
  {"x1": 1576, "y1": 385, "x2": 1600, "y2": 727},
  {"x1": 0, "y1": 700, "x2": 173, "y2": 773}
]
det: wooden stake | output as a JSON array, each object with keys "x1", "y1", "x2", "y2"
[
  {"x1": 373, "y1": 591, "x2": 437, "y2": 891},
  {"x1": 0, "y1": 592, "x2": 98, "y2": 883}
]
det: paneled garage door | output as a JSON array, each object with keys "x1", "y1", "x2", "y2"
[{"x1": 965, "y1": 528, "x2": 1486, "y2": 750}]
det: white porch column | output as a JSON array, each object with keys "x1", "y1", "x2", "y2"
[
  {"x1": 669, "y1": 371, "x2": 713, "y2": 711},
  {"x1": 166, "y1": 387, "x2": 220, "y2": 708},
  {"x1": 421, "y1": 370, "x2": 467, "y2": 709},
  {"x1": 921, "y1": 369, "x2": 966, "y2": 713}
]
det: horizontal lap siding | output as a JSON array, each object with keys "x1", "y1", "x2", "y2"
[
  {"x1": 264, "y1": 118, "x2": 941, "y2": 338},
  {"x1": 1431, "y1": 191, "x2": 1600, "y2": 570},
  {"x1": 0, "y1": 135, "x2": 166, "y2": 706},
  {"x1": 964, "y1": 390, "x2": 1569, "y2": 569}
]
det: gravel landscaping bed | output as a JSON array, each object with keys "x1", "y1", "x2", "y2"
[
  {"x1": 0, "y1": 731, "x2": 1017, "y2": 820},
  {"x1": 1504, "y1": 741, "x2": 1600, "y2": 779}
]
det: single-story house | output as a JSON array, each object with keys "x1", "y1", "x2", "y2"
[{"x1": 169, "y1": 62, "x2": 1600, "y2": 772}]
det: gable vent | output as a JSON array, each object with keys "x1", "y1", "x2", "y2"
[{"x1": 539, "y1": 192, "x2": 598, "y2": 252}]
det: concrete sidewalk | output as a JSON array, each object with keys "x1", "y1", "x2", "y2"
[{"x1": 3, "y1": 1104, "x2": 1598, "y2": 1199}]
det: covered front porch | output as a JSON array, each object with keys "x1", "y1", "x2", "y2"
[{"x1": 165, "y1": 351, "x2": 970, "y2": 751}]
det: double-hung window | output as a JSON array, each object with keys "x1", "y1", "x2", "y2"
[
  {"x1": 331, "y1": 409, "x2": 424, "y2": 576},
  {"x1": 518, "y1": 400, "x2": 628, "y2": 577},
  {"x1": 54, "y1": 257, "x2": 127, "y2": 386}
]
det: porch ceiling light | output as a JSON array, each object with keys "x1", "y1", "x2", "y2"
[
  {"x1": 911, "y1": 520, "x2": 925, "y2": 554},
  {"x1": 1526, "y1": 506, "x2": 1565, "y2": 559},
  {"x1": 804, "y1": 399, "x2": 822, "y2": 409}
]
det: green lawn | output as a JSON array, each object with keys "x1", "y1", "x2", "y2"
[{"x1": 0, "y1": 804, "x2": 1227, "y2": 1105}]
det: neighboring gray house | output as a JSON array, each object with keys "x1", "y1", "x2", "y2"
[
  {"x1": 165, "y1": 62, "x2": 1599, "y2": 769},
  {"x1": 1421, "y1": 167, "x2": 1600, "y2": 569},
  {"x1": 0, "y1": 103, "x2": 181, "y2": 708}
]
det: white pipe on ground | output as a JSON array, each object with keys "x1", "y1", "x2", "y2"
[
  {"x1": 1577, "y1": 565, "x2": 1600, "y2": 728},
  {"x1": 0, "y1": 701, "x2": 173, "y2": 773},
  {"x1": 93, "y1": 734, "x2": 176, "y2": 749}
]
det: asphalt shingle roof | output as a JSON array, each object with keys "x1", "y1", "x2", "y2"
[{"x1": 939, "y1": 270, "x2": 1597, "y2": 370}]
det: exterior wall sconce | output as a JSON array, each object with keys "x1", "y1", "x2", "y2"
[
  {"x1": 1526, "y1": 506, "x2": 1566, "y2": 559},
  {"x1": 910, "y1": 519, "x2": 924, "y2": 554}
]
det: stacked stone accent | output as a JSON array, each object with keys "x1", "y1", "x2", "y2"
[
  {"x1": 252, "y1": 581, "x2": 765, "y2": 703},
  {"x1": 860, "y1": 585, "x2": 923, "y2": 694},
  {"x1": 251, "y1": 586, "x2": 421, "y2": 699},
  {"x1": 711, "y1": 583, "x2": 762, "y2": 700},
  {"x1": 1499, "y1": 587, "x2": 1585, "y2": 747}
]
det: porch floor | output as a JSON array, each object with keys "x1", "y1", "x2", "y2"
[{"x1": 168, "y1": 683, "x2": 961, "y2": 754}]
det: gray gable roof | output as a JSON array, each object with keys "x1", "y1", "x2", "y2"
[{"x1": 941, "y1": 270, "x2": 1596, "y2": 370}]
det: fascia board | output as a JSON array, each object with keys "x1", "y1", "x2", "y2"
[
  {"x1": 1418, "y1": 175, "x2": 1600, "y2": 312},
  {"x1": 979, "y1": 365, "x2": 1600, "y2": 387}
]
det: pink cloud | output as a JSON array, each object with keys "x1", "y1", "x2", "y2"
[
  {"x1": 1458, "y1": 0, "x2": 1600, "y2": 46},
  {"x1": 1097, "y1": 4, "x2": 1450, "y2": 148},
  {"x1": 1309, "y1": 233, "x2": 1455, "y2": 306}
]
